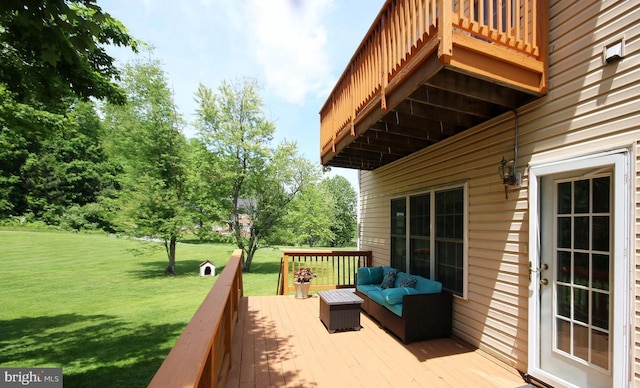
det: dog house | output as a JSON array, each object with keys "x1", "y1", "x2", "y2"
[{"x1": 199, "y1": 261, "x2": 215, "y2": 277}]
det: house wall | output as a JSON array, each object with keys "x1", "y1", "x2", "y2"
[{"x1": 357, "y1": 0, "x2": 639, "y2": 375}]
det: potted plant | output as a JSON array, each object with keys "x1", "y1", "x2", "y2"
[{"x1": 293, "y1": 267, "x2": 316, "y2": 299}]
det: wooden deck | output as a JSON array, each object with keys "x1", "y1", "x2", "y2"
[{"x1": 227, "y1": 294, "x2": 529, "y2": 387}]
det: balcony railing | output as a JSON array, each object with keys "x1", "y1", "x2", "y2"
[
  {"x1": 320, "y1": 0, "x2": 547, "y2": 169},
  {"x1": 148, "y1": 249, "x2": 244, "y2": 388},
  {"x1": 278, "y1": 250, "x2": 373, "y2": 295}
]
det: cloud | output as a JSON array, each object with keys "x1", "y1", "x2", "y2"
[{"x1": 243, "y1": 0, "x2": 335, "y2": 105}]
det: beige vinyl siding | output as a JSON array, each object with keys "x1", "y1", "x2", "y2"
[{"x1": 358, "y1": 0, "x2": 639, "y2": 374}]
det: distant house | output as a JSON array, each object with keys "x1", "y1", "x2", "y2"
[
  {"x1": 211, "y1": 198, "x2": 254, "y2": 238},
  {"x1": 320, "y1": 1, "x2": 638, "y2": 386}
]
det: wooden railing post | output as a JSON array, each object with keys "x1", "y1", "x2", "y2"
[
  {"x1": 282, "y1": 252, "x2": 290, "y2": 295},
  {"x1": 437, "y1": 0, "x2": 452, "y2": 62},
  {"x1": 380, "y1": 12, "x2": 388, "y2": 111}
]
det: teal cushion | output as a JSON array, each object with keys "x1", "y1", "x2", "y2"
[
  {"x1": 356, "y1": 284, "x2": 382, "y2": 294},
  {"x1": 357, "y1": 266, "x2": 384, "y2": 285},
  {"x1": 413, "y1": 276, "x2": 442, "y2": 294},
  {"x1": 382, "y1": 287, "x2": 419, "y2": 304},
  {"x1": 385, "y1": 303, "x2": 403, "y2": 317},
  {"x1": 380, "y1": 271, "x2": 397, "y2": 289},
  {"x1": 367, "y1": 289, "x2": 386, "y2": 306}
]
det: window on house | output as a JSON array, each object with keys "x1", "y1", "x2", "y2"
[
  {"x1": 410, "y1": 194, "x2": 430, "y2": 278},
  {"x1": 390, "y1": 185, "x2": 466, "y2": 296},
  {"x1": 435, "y1": 188, "x2": 465, "y2": 295},
  {"x1": 390, "y1": 198, "x2": 406, "y2": 272}
]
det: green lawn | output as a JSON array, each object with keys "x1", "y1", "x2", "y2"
[{"x1": 0, "y1": 229, "x2": 284, "y2": 387}]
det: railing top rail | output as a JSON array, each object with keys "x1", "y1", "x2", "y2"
[
  {"x1": 148, "y1": 249, "x2": 243, "y2": 387},
  {"x1": 283, "y1": 249, "x2": 372, "y2": 256}
]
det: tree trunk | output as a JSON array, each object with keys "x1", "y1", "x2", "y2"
[
  {"x1": 164, "y1": 236, "x2": 177, "y2": 275},
  {"x1": 241, "y1": 231, "x2": 259, "y2": 272}
]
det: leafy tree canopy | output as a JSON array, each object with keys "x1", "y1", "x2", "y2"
[{"x1": 0, "y1": 0, "x2": 138, "y2": 110}]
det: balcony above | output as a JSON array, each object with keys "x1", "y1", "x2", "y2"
[{"x1": 320, "y1": 0, "x2": 548, "y2": 170}]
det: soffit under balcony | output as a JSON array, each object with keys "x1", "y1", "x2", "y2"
[{"x1": 325, "y1": 67, "x2": 540, "y2": 170}]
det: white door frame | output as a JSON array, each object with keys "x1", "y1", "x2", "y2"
[{"x1": 527, "y1": 149, "x2": 632, "y2": 387}]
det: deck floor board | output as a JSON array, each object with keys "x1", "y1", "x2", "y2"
[{"x1": 226, "y1": 295, "x2": 527, "y2": 387}]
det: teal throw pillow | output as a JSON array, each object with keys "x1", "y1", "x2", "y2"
[
  {"x1": 380, "y1": 271, "x2": 397, "y2": 289},
  {"x1": 398, "y1": 275, "x2": 417, "y2": 288}
]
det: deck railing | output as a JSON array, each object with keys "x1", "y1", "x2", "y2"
[
  {"x1": 320, "y1": 0, "x2": 543, "y2": 156},
  {"x1": 279, "y1": 250, "x2": 372, "y2": 295},
  {"x1": 148, "y1": 249, "x2": 244, "y2": 388}
]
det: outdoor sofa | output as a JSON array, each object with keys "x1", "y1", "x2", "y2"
[{"x1": 355, "y1": 266, "x2": 452, "y2": 344}]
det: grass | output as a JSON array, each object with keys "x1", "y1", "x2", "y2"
[{"x1": 0, "y1": 229, "x2": 287, "y2": 387}]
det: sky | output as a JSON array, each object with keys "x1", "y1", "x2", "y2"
[{"x1": 103, "y1": 0, "x2": 387, "y2": 192}]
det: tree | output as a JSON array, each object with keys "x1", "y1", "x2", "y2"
[
  {"x1": 320, "y1": 175, "x2": 357, "y2": 246},
  {"x1": 0, "y1": 86, "x2": 67, "y2": 217},
  {"x1": 21, "y1": 101, "x2": 118, "y2": 224},
  {"x1": 183, "y1": 137, "x2": 228, "y2": 240},
  {"x1": 195, "y1": 78, "x2": 316, "y2": 272},
  {"x1": 0, "y1": 0, "x2": 136, "y2": 220},
  {"x1": 279, "y1": 182, "x2": 334, "y2": 247},
  {"x1": 102, "y1": 57, "x2": 187, "y2": 275},
  {"x1": 240, "y1": 143, "x2": 317, "y2": 266},
  {"x1": 0, "y1": 0, "x2": 138, "y2": 109}
]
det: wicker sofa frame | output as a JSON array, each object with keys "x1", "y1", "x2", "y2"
[{"x1": 356, "y1": 289, "x2": 452, "y2": 344}]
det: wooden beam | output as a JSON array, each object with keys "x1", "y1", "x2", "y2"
[
  {"x1": 408, "y1": 85, "x2": 499, "y2": 119},
  {"x1": 426, "y1": 69, "x2": 530, "y2": 109}
]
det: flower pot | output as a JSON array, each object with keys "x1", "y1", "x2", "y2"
[{"x1": 294, "y1": 281, "x2": 311, "y2": 299}]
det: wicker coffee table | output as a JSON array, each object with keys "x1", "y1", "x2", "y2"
[{"x1": 318, "y1": 289, "x2": 364, "y2": 333}]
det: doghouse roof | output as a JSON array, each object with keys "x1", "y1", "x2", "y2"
[{"x1": 199, "y1": 260, "x2": 214, "y2": 267}]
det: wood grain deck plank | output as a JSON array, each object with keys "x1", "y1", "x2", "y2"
[{"x1": 225, "y1": 295, "x2": 525, "y2": 388}]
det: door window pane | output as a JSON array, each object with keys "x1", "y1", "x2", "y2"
[
  {"x1": 557, "y1": 285, "x2": 571, "y2": 318},
  {"x1": 556, "y1": 318, "x2": 570, "y2": 353},
  {"x1": 592, "y1": 216, "x2": 610, "y2": 251},
  {"x1": 574, "y1": 216, "x2": 589, "y2": 250},
  {"x1": 591, "y1": 330, "x2": 609, "y2": 369},
  {"x1": 592, "y1": 177, "x2": 610, "y2": 213},
  {"x1": 592, "y1": 254, "x2": 609, "y2": 291},
  {"x1": 557, "y1": 182, "x2": 572, "y2": 214},
  {"x1": 592, "y1": 291, "x2": 609, "y2": 330},
  {"x1": 557, "y1": 217, "x2": 571, "y2": 248},
  {"x1": 557, "y1": 251, "x2": 571, "y2": 283},
  {"x1": 573, "y1": 288, "x2": 589, "y2": 324},
  {"x1": 574, "y1": 324, "x2": 589, "y2": 362},
  {"x1": 573, "y1": 252, "x2": 589, "y2": 287},
  {"x1": 573, "y1": 179, "x2": 590, "y2": 213}
]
